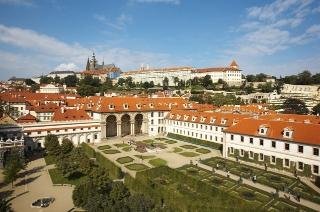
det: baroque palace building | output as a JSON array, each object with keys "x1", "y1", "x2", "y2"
[
  {"x1": 0, "y1": 91, "x2": 319, "y2": 177},
  {"x1": 119, "y1": 60, "x2": 243, "y2": 86}
]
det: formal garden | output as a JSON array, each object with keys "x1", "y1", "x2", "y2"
[
  {"x1": 43, "y1": 135, "x2": 155, "y2": 211},
  {"x1": 201, "y1": 157, "x2": 320, "y2": 204}
]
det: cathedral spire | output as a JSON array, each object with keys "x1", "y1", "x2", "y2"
[{"x1": 86, "y1": 57, "x2": 90, "y2": 70}]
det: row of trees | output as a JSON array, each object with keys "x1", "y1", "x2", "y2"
[
  {"x1": 280, "y1": 70, "x2": 320, "y2": 85},
  {"x1": 190, "y1": 93, "x2": 244, "y2": 106},
  {"x1": 44, "y1": 135, "x2": 154, "y2": 211},
  {"x1": 282, "y1": 98, "x2": 320, "y2": 115}
]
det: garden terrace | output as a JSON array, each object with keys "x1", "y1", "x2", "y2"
[{"x1": 201, "y1": 157, "x2": 320, "y2": 205}]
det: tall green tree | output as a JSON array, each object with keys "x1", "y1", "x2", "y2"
[
  {"x1": 312, "y1": 103, "x2": 320, "y2": 115},
  {"x1": 283, "y1": 98, "x2": 309, "y2": 115},
  {"x1": 3, "y1": 152, "x2": 25, "y2": 188},
  {"x1": 162, "y1": 77, "x2": 169, "y2": 89},
  {"x1": 40, "y1": 76, "x2": 54, "y2": 84},
  {"x1": 0, "y1": 198, "x2": 12, "y2": 212},
  {"x1": 44, "y1": 134, "x2": 61, "y2": 156},
  {"x1": 63, "y1": 75, "x2": 78, "y2": 87},
  {"x1": 60, "y1": 138, "x2": 74, "y2": 155}
]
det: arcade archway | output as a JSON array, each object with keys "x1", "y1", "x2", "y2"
[
  {"x1": 121, "y1": 114, "x2": 131, "y2": 136},
  {"x1": 134, "y1": 114, "x2": 143, "y2": 134},
  {"x1": 106, "y1": 115, "x2": 117, "y2": 137}
]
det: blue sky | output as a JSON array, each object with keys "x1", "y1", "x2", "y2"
[{"x1": 0, "y1": 0, "x2": 319, "y2": 80}]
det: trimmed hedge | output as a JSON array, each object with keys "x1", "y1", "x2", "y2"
[
  {"x1": 81, "y1": 143, "x2": 96, "y2": 158},
  {"x1": 124, "y1": 166, "x2": 256, "y2": 211},
  {"x1": 167, "y1": 133, "x2": 222, "y2": 151},
  {"x1": 95, "y1": 152, "x2": 124, "y2": 179}
]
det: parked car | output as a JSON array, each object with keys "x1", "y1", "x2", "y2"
[{"x1": 31, "y1": 197, "x2": 55, "y2": 208}]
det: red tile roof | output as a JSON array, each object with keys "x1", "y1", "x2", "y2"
[
  {"x1": 52, "y1": 108, "x2": 91, "y2": 121},
  {"x1": 16, "y1": 113, "x2": 37, "y2": 123},
  {"x1": 225, "y1": 118, "x2": 320, "y2": 146}
]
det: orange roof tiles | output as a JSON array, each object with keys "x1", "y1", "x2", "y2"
[
  {"x1": 16, "y1": 113, "x2": 37, "y2": 123},
  {"x1": 225, "y1": 118, "x2": 320, "y2": 146},
  {"x1": 52, "y1": 108, "x2": 91, "y2": 121}
]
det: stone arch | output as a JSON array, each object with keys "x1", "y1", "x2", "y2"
[
  {"x1": 134, "y1": 114, "x2": 143, "y2": 135},
  {"x1": 106, "y1": 115, "x2": 117, "y2": 137},
  {"x1": 79, "y1": 134, "x2": 86, "y2": 144},
  {"x1": 121, "y1": 114, "x2": 131, "y2": 136}
]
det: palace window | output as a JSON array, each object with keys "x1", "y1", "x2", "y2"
[
  {"x1": 297, "y1": 162, "x2": 304, "y2": 171},
  {"x1": 216, "y1": 127, "x2": 218, "y2": 131},
  {"x1": 284, "y1": 159, "x2": 290, "y2": 167},
  {"x1": 240, "y1": 149, "x2": 244, "y2": 157},
  {"x1": 271, "y1": 156, "x2": 276, "y2": 164},
  {"x1": 313, "y1": 165, "x2": 319, "y2": 174},
  {"x1": 298, "y1": 145, "x2": 303, "y2": 153},
  {"x1": 231, "y1": 134, "x2": 234, "y2": 141},
  {"x1": 313, "y1": 148, "x2": 319, "y2": 156},
  {"x1": 271, "y1": 141, "x2": 276, "y2": 148},
  {"x1": 249, "y1": 151, "x2": 254, "y2": 159},
  {"x1": 241, "y1": 136, "x2": 244, "y2": 142},
  {"x1": 260, "y1": 139, "x2": 264, "y2": 146},
  {"x1": 283, "y1": 128, "x2": 293, "y2": 138},
  {"x1": 285, "y1": 143, "x2": 290, "y2": 150},
  {"x1": 259, "y1": 153, "x2": 264, "y2": 161},
  {"x1": 230, "y1": 147, "x2": 234, "y2": 154},
  {"x1": 94, "y1": 134, "x2": 97, "y2": 139},
  {"x1": 250, "y1": 138, "x2": 253, "y2": 144}
]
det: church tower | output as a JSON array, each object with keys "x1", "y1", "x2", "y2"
[{"x1": 86, "y1": 57, "x2": 90, "y2": 71}]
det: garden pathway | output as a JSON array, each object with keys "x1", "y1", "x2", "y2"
[{"x1": 197, "y1": 163, "x2": 320, "y2": 211}]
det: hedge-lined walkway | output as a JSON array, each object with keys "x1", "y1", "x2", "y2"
[{"x1": 197, "y1": 161, "x2": 320, "y2": 211}]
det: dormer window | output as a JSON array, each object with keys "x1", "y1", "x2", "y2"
[
  {"x1": 210, "y1": 117, "x2": 216, "y2": 123},
  {"x1": 123, "y1": 104, "x2": 129, "y2": 109},
  {"x1": 221, "y1": 119, "x2": 226, "y2": 125},
  {"x1": 184, "y1": 115, "x2": 189, "y2": 121},
  {"x1": 283, "y1": 127, "x2": 293, "y2": 139},
  {"x1": 177, "y1": 115, "x2": 181, "y2": 120},
  {"x1": 149, "y1": 103, "x2": 154, "y2": 108},
  {"x1": 192, "y1": 116, "x2": 196, "y2": 121},
  {"x1": 136, "y1": 104, "x2": 141, "y2": 109},
  {"x1": 259, "y1": 125, "x2": 268, "y2": 135},
  {"x1": 108, "y1": 104, "x2": 114, "y2": 110},
  {"x1": 200, "y1": 116, "x2": 206, "y2": 122}
]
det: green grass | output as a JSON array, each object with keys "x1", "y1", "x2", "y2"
[
  {"x1": 103, "y1": 149, "x2": 121, "y2": 154},
  {"x1": 149, "y1": 158, "x2": 167, "y2": 167},
  {"x1": 195, "y1": 148, "x2": 211, "y2": 154},
  {"x1": 114, "y1": 143, "x2": 129, "y2": 148},
  {"x1": 142, "y1": 139, "x2": 155, "y2": 144},
  {"x1": 125, "y1": 163, "x2": 149, "y2": 171},
  {"x1": 48, "y1": 168, "x2": 86, "y2": 185},
  {"x1": 173, "y1": 147, "x2": 183, "y2": 153},
  {"x1": 97, "y1": 145, "x2": 112, "y2": 150},
  {"x1": 44, "y1": 155, "x2": 56, "y2": 165},
  {"x1": 134, "y1": 155, "x2": 156, "y2": 160},
  {"x1": 179, "y1": 152, "x2": 199, "y2": 157},
  {"x1": 181, "y1": 145, "x2": 198, "y2": 149},
  {"x1": 164, "y1": 140, "x2": 177, "y2": 144},
  {"x1": 122, "y1": 146, "x2": 132, "y2": 152},
  {"x1": 116, "y1": 156, "x2": 134, "y2": 164}
]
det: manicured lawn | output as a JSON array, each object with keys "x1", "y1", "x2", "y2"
[
  {"x1": 142, "y1": 139, "x2": 155, "y2": 144},
  {"x1": 48, "y1": 168, "x2": 86, "y2": 185},
  {"x1": 181, "y1": 145, "x2": 198, "y2": 149},
  {"x1": 116, "y1": 156, "x2": 134, "y2": 164},
  {"x1": 134, "y1": 155, "x2": 156, "y2": 160},
  {"x1": 122, "y1": 146, "x2": 132, "y2": 152},
  {"x1": 195, "y1": 148, "x2": 211, "y2": 154},
  {"x1": 125, "y1": 163, "x2": 149, "y2": 171},
  {"x1": 44, "y1": 155, "x2": 56, "y2": 165},
  {"x1": 179, "y1": 152, "x2": 199, "y2": 157},
  {"x1": 97, "y1": 145, "x2": 112, "y2": 150},
  {"x1": 114, "y1": 143, "x2": 129, "y2": 148},
  {"x1": 173, "y1": 147, "x2": 183, "y2": 153},
  {"x1": 149, "y1": 158, "x2": 167, "y2": 167},
  {"x1": 164, "y1": 139, "x2": 177, "y2": 144},
  {"x1": 103, "y1": 149, "x2": 121, "y2": 154}
]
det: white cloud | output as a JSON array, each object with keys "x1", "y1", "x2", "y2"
[
  {"x1": 132, "y1": 0, "x2": 180, "y2": 5},
  {"x1": 93, "y1": 13, "x2": 132, "y2": 30},
  {"x1": 229, "y1": 0, "x2": 319, "y2": 57},
  {"x1": 54, "y1": 63, "x2": 79, "y2": 71},
  {"x1": 0, "y1": 24, "x2": 176, "y2": 79},
  {"x1": 0, "y1": 0, "x2": 35, "y2": 6}
]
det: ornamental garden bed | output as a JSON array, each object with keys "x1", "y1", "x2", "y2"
[
  {"x1": 116, "y1": 156, "x2": 134, "y2": 164},
  {"x1": 180, "y1": 145, "x2": 198, "y2": 149},
  {"x1": 97, "y1": 145, "x2": 112, "y2": 150},
  {"x1": 173, "y1": 147, "x2": 183, "y2": 153},
  {"x1": 134, "y1": 155, "x2": 156, "y2": 160},
  {"x1": 103, "y1": 149, "x2": 121, "y2": 154},
  {"x1": 149, "y1": 158, "x2": 167, "y2": 167},
  {"x1": 179, "y1": 152, "x2": 199, "y2": 157},
  {"x1": 122, "y1": 146, "x2": 132, "y2": 152},
  {"x1": 125, "y1": 163, "x2": 149, "y2": 171},
  {"x1": 164, "y1": 139, "x2": 177, "y2": 144},
  {"x1": 195, "y1": 148, "x2": 211, "y2": 154},
  {"x1": 114, "y1": 143, "x2": 130, "y2": 148}
]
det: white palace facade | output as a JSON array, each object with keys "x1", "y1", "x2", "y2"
[
  {"x1": 119, "y1": 60, "x2": 243, "y2": 86},
  {"x1": 1, "y1": 91, "x2": 319, "y2": 178}
]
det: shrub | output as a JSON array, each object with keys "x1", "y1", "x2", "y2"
[
  {"x1": 96, "y1": 152, "x2": 124, "y2": 179},
  {"x1": 167, "y1": 133, "x2": 222, "y2": 151},
  {"x1": 81, "y1": 143, "x2": 96, "y2": 158}
]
